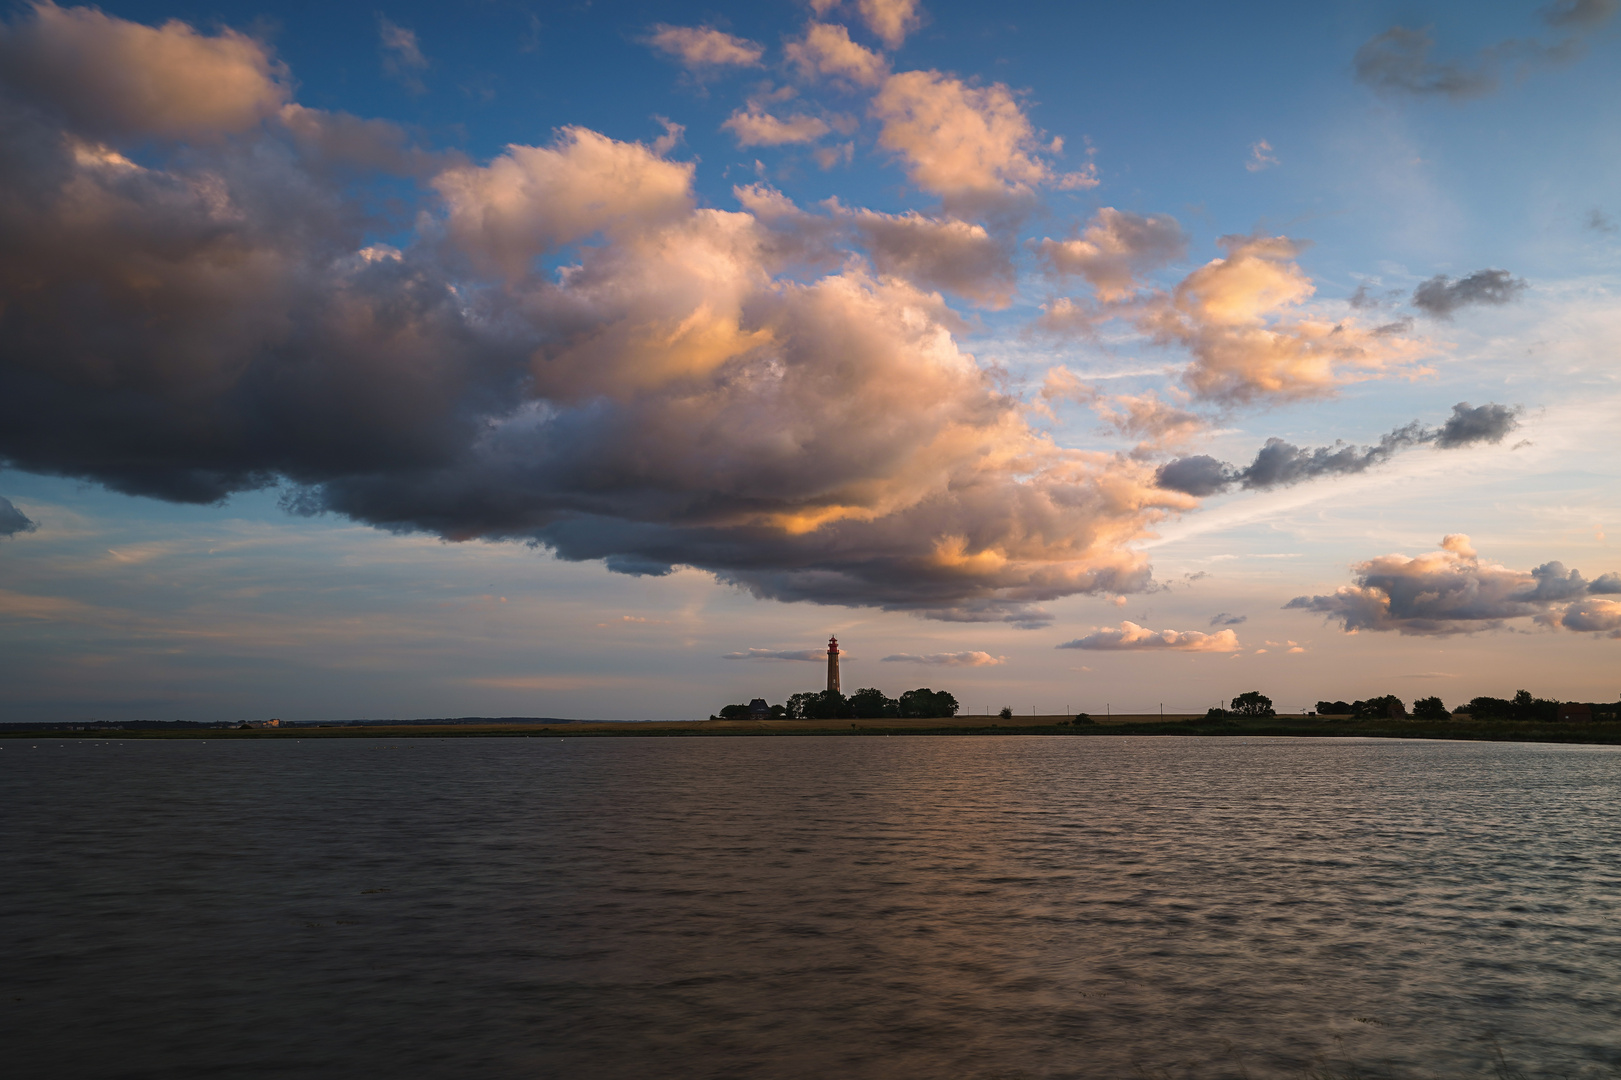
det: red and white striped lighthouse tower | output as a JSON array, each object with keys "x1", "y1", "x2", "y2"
[{"x1": 826, "y1": 636, "x2": 841, "y2": 694}]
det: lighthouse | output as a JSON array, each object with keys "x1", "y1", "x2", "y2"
[{"x1": 826, "y1": 636, "x2": 841, "y2": 694}]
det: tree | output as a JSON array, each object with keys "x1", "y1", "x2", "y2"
[
  {"x1": 1412, "y1": 696, "x2": 1448, "y2": 721},
  {"x1": 1071, "y1": 712, "x2": 1093, "y2": 724},
  {"x1": 1351, "y1": 695, "x2": 1404, "y2": 719},
  {"x1": 1316, "y1": 700, "x2": 1352, "y2": 716},
  {"x1": 785, "y1": 692, "x2": 819, "y2": 720},
  {"x1": 718, "y1": 703, "x2": 751, "y2": 720},
  {"x1": 1465, "y1": 695, "x2": 1511, "y2": 719},
  {"x1": 1510, "y1": 690, "x2": 1557, "y2": 722},
  {"x1": 802, "y1": 689, "x2": 851, "y2": 720},
  {"x1": 997, "y1": 705, "x2": 1013, "y2": 720},
  {"x1": 900, "y1": 688, "x2": 959, "y2": 718},
  {"x1": 849, "y1": 687, "x2": 900, "y2": 719},
  {"x1": 1229, "y1": 691, "x2": 1274, "y2": 717}
]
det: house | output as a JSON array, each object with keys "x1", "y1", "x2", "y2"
[{"x1": 1557, "y1": 702, "x2": 1591, "y2": 723}]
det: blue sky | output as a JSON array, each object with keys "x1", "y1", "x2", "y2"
[{"x1": 1, "y1": 0, "x2": 1618, "y2": 722}]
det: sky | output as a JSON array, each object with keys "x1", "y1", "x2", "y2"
[{"x1": 0, "y1": 0, "x2": 1618, "y2": 723}]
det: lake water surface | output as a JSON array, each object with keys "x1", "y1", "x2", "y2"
[{"x1": 3, "y1": 735, "x2": 1620, "y2": 1079}]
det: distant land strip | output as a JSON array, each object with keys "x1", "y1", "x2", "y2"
[{"x1": 4, "y1": 715, "x2": 1620, "y2": 745}]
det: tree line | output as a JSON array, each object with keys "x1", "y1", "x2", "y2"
[
  {"x1": 714, "y1": 687, "x2": 960, "y2": 721},
  {"x1": 1314, "y1": 690, "x2": 1617, "y2": 722}
]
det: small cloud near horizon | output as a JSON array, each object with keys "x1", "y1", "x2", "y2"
[
  {"x1": 1057, "y1": 621, "x2": 1242, "y2": 652},
  {"x1": 881, "y1": 651, "x2": 1006, "y2": 666},
  {"x1": 723, "y1": 648, "x2": 831, "y2": 661}
]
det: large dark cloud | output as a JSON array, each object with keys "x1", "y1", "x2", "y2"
[
  {"x1": 0, "y1": 4, "x2": 1182, "y2": 626},
  {"x1": 1286, "y1": 535, "x2": 1621, "y2": 637},
  {"x1": 1154, "y1": 403, "x2": 1520, "y2": 497},
  {"x1": 0, "y1": 496, "x2": 36, "y2": 537},
  {"x1": 1412, "y1": 269, "x2": 1527, "y2": 319}
]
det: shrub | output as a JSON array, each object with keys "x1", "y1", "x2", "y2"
[
  {"x1": 1072, "y1": 712, "x2": 1092, "y2": 724},
  {"x1": 1204, "y1": 706, "x2": 1231, "y2": 721},
  {"x1": 997, "y1": 705, "x2": 1014, "y2": 721}
]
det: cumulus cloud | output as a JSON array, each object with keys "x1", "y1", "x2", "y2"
[
  {"x1": 723, "y1": 648, "x2": 828, "y2": 660},
  {"x1": 1092, "y1": 392, "x2": 1205, "y2": 446},
  {"x1": 880, "y1": 650, "x2": 1005, "y2": 666},
  {"x1": 857, "y1": 0, "x2": 924, "y2": 48},
  {"x1": 1285, "y1": 535, "x2": 1621, "y2": 636},
  {"x1": 1056, "y1": 621, "x2": 1241, "y2": 652},
  {"x1": 0, "y1": 1, "x2": 289, "y2": 138},
  {"x1": 722, "y1": 108, "x2": 832, "y2": 147},
  {"x1": 1035, "y1": 208, "x2": 1188, "y2": 301},
  {"x1": 0, "y1": 6, "x2": 1188, "y2": 626},
  {"x1": 839, "y1": 206, "x2": 1014, "y2": 306},
  {"x1": 1411, "y1": 269, "x2": 1527, "y2": 319},
  {"x1": 1042, "y1": 373, "x2": 1206, "y2": 449},
  {"x1": 0, "y1": 497, "x2": 37, "y2": 537},
  {"x1": 1560, "y1": 598, "x2": 1621, "y2": 636},
  {"x1": 1353, "y1": 4, "x2": 1616, "y2": 100},
  {"x1": 1155, "y1": 402, "x2": 1522, "y2": 496},
  {"x1": 1130, "y1": 234, "x2": 1430, "y2": 404},
  {"x1": 872, "y1": 70, "x2": 1094, "y2": 209},
  {"x1": 432, "y1": 127, "x2": 695, "y2": 276},
  {"x1": 646, "y1": 24, "x2": 764, "y2": 71},
  {"x1": 786, "y1": 22, "x2": 888, "y2": 87}
]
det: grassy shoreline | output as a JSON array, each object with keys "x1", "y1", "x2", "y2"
[{"x1": 6, "y1": 715, "x2": 1620, "y2": 744}]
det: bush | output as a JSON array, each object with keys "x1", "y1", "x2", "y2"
[
  {"x1": 1204, "y1": 706, "x2": 1231, "y2": 721},
  {"x1": 997, "y1": 705, "x2": 1013, "y2": 720},
  {"x1": 1229, "y1": 691, "x2": 1275, "y2": 717},
  {"x1": 1412, "y1": 696, "x2": 1448, "y2": 721},
  {"x1": 1316, "y1": 700, "x2": 1352, "y2": 716},
  {"x1": 1072, "y1": 712, "x2": 1092, "y2": 724}
]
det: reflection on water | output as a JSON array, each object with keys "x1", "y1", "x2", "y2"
[{"x1": 3, "y1": 736, "x2": 1620, "y2": 1078}]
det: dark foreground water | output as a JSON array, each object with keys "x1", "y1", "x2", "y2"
[{"x1": 3, "y1": 736, "x2": 1620, "y2": 1079}]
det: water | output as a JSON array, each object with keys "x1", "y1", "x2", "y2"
[{"x1": 3, "y1": 736, "x2": 1620, "y2": 1079}]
